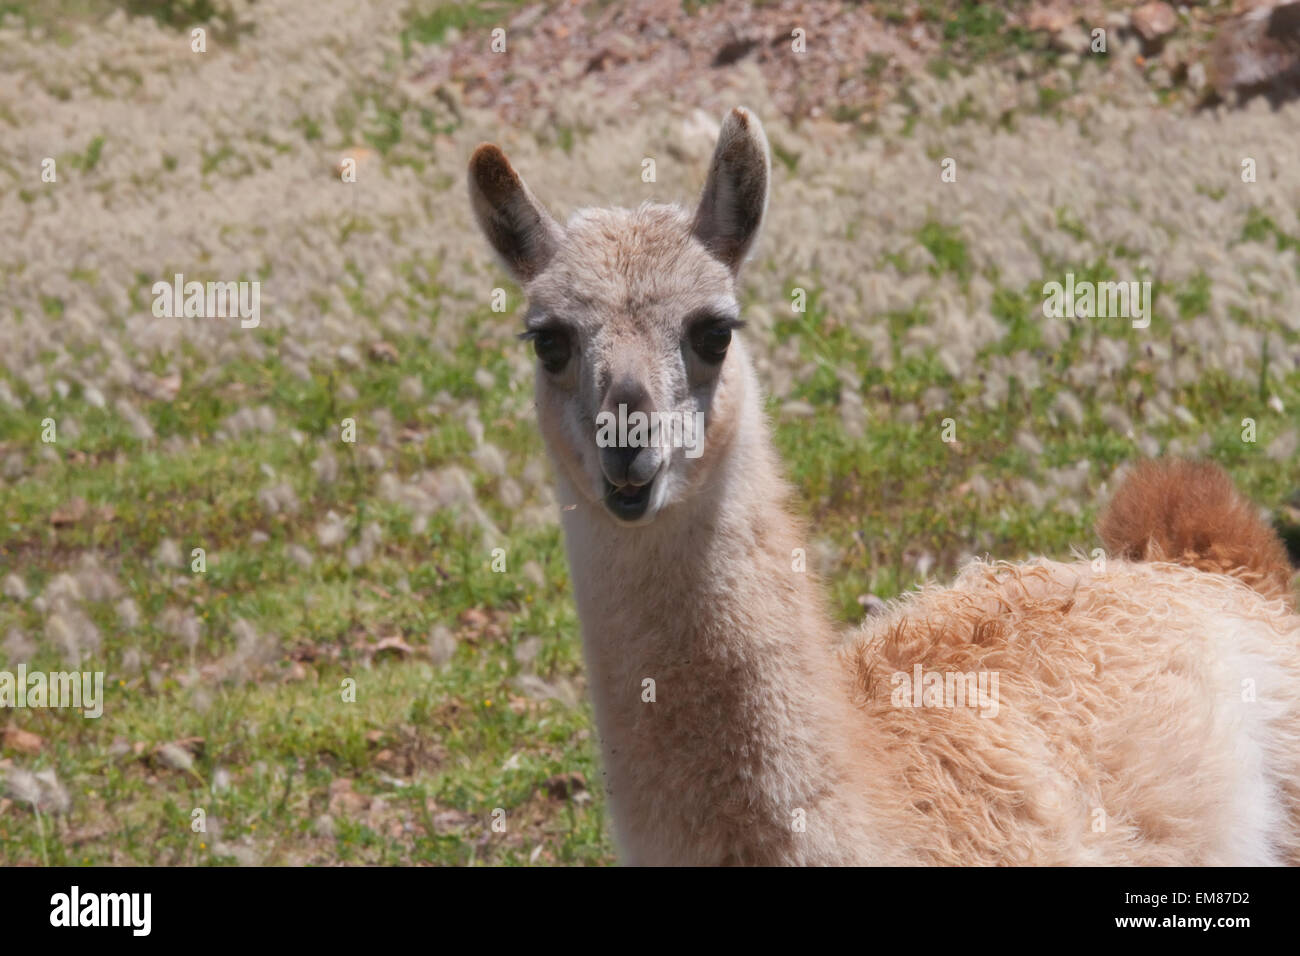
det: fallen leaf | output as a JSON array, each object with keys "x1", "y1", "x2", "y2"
[
  {"x1": 458, "y1": 608, "x2": 489, "y2": 630},
  {"x1": 431, "y1": 808, "x2": 473, "y2": 833},
  {"x1": 372, "y1": 636, "x2": 414, "y2": 659},
  {"x1": 50, "y1": 497, "x2": 88, "y2": 527},
  {"x1": 155, "y1": 743, "x2": 194, "y2": 772}
]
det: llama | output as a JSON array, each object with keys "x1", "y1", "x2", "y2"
[{"x1": 468, "y1": 107, "x2": 1300, "y2": 865}]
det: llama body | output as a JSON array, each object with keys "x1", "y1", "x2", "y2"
[
  {"x1": 859, "y1": 559, "x2": 1300, "y2": 865},
  {"x1": 469, "y1": 108, "x2": 1300, "y2": 865}
]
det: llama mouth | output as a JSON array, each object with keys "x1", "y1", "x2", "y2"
[{"x1": 603, "y1": 477, "x2": 655, "y2": 522}]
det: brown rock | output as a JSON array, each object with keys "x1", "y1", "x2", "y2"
[
  {"x1": 1132, "y1": 2, "x2": 1178, "y2": 42},
  {"x1": 1, "y1": 727, "x2": 44, "y2": 755},
  {"x1": 712, "y1": 37, "x2": 759, "y2": 67},
  {"x1": 541, "y1": 771, "x2": 588, "y2": 800},
  {"x1": 1210, "y1": 1, "x2": 1300, "y2": 92},
  {"x1": 1027, "y1": 5, "x2": 1075, "y2": 33},
  {"x1": 328, "y1": 778, "x2": 369, "y2": 815},
  {"x1": 281, "y1": 660, "x2": 309, "y2": 683}
]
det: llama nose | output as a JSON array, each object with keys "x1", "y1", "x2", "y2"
[{"x1": 599, "y1": 378, "x2": 658, "y2": 487}]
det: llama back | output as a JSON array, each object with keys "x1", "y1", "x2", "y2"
[{"x1": 848, "y1": 557, "x2": 1300, "y2": 864}]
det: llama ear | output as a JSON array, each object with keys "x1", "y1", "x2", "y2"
[
  {"x1": 468, "y1": 144, "x2": 560, "y2": 283},
  {"x1": 692, "y1": 107, "x2": 771, "y2": 274}
]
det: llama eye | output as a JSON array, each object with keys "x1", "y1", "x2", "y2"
[
  {"x1": 689, "y1": 321, "x2": 732, "y2": 364},
  {"x1": 532, "y1": 328, "x2": 571, "y2": 373}
]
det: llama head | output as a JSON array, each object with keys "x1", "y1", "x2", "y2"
[{"x1": 468, "y1": 107, "x2": 771, "y2": 526}]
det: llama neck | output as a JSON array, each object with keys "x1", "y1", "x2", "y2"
[{"x1": 556, "y1": 364, "x2": 894, "y2": 864}]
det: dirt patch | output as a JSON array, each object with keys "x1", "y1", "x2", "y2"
[{"x1": 412, "y1": 0, "x2": 936, "y2": 124}]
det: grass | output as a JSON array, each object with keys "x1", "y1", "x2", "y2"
[
  {"x1": 400, "y1": 0, "x2": 534, "y2": 57},
  {"x1": 0, "y1": 0, "x2": 256, "y2": 43},
  {"x1": 0, "y1": 286, "x2": 617, "y2": 863},
  {"x1": 5, "y1": 239, "x2": 1298, "y2": 866},
  {"x1": 19, "y1": 202, "x2": 1294, "y2": 864}
]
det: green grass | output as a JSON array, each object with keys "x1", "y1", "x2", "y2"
[
  {"x1": 768, "y1": 263, "x2": 1300, "y2": 619},
  {"x1": 0, "y1": 265, "x2": 615, "y2": 863},
  {"x1": 0, "y1": 0, "x2": 256, "y2": 42},
  {"x1": 400, "y1": 0, "x2": 534, "y2": 56},
  {"x1": 4, "y1": 206, "x2": 1299, "y2": 864}
]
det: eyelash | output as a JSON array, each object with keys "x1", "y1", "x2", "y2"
[
  {"x1": 516, "y1": 319, "x2": 746, "y2": 345},
  {"x1": 520, "y1": 324, "x2": 573, "y2": 374},
  {"x1": 699, "y1": 318, "x2": 746, "y2": 333}
]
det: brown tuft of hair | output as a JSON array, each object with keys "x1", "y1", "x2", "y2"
[{"x1": 1098, "y1": 459, "x2": 1296, "y2": 609}]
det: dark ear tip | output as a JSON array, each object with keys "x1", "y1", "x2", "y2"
[
  {"x1": 729, "y1": 106, "x2": 751, "y2": 128},
  {"x1": 469, "y1": 143, "x2": 524, "y2": 203},
  {"x1": 469, "y1": 143, "x2": 508, "y2": 173}
]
